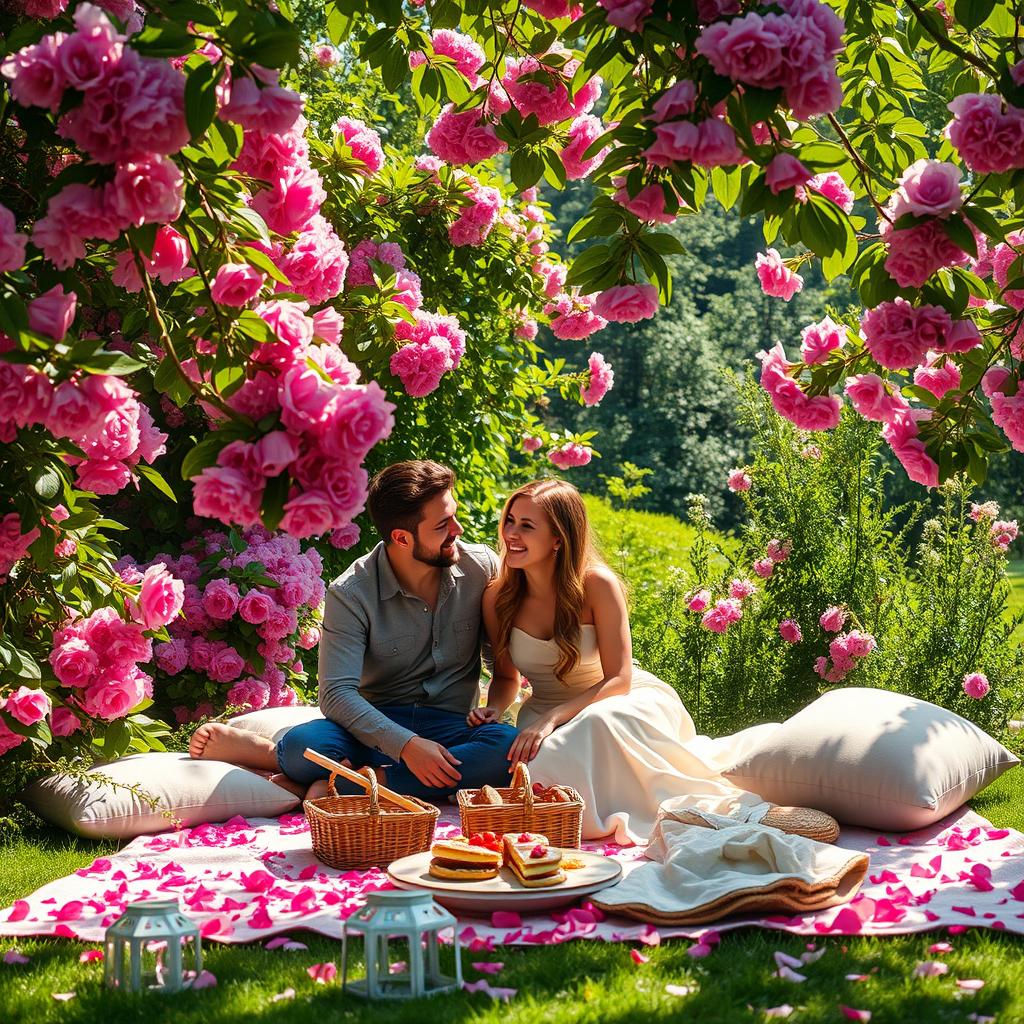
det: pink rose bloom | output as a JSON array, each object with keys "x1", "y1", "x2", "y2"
[
  {"x1": 548, "y1": 442, "x2": 592, "y2": 469},
  {"x1": 702, "y1": 597, "x2": 743, "y2": 633},
  {"x1": 547, "y1": 291, "x2": 608, "y2": 340},
  {"x1": 50, "y1": 706, "x2": 82, "y2": 739},
  {"x1": 110, "y1": 155, "x2": 184, "y2": 227},
  {"x1": 893, "y1": 159, "x2": 962, "y2": 219},
  {"x1": 28, "y1": 284, "x2": 76, "y2": 341},
  {"x1": 312, "y1": 307, "x2": 344, "y2": 345},
  {"x1": 252, "y1": 163, "x2": 327, "y2": 236},
  {"x1": 819, "y1": 605, "x2": 847, "y2": 632},
  {"x1": 76, "y1": 457, "x2": 133, "y2": 495},
  {"x1": 390, "y1": 340, "x2": 453, "y2": 397},
  {"x1": 219, "y1": 74, "x2": 303, "y2": 134},
  {"x1": 211, "y1": 263, "x2": 265, "y2": 306},
  {"x1": 786, "y1": 64, "x2": 844, "y2": 120},
  {"x1": 315, "y1": 44, "x2": 338, "y2": 66},
  {"x1": 426, "y1": 104, "x2": 506, "y2": 165},
  {"x1": 279, "y1": 490, "x2": 337, "y2": 538},
  {"x1": 844, "y1": 373, "x2": 909, "y2": 423},
  {"x1": 766, "y1": 153, "x2": 811, "y2": 194},
  {"x1": 154, "y1": 638, "x2": 189, "y2": 675},
  {"x1": 523, "y1": 0, "x2": 582, "y2": 17},
  {"x1": 560, "y1": 114, "x2": 610, "y2": 180},
  {"x1": 594, "y1": 284, "x2": 659, "y2": 323},
  {"x1": 982, "y1": 366, "x2": 1012, "y2": 399},
  {"x1": 334, "y1": 116, "x2": 385, "y2": 175},
  {"x1": 0, "y1": 718, "x2": 26, "y2": 756},
  {"x1": 256, "y1": 298, "x2": 314, "y2": 354},
  {"x1": 503, "y1": 53, "x2": 601, "y2": 125},
  {"x1": 842, "y1": 629, "x2": 876, "y2": 658},
  {"x1": 914, "y1": 352, "x2": 962, "y2": 399},
  {"x1": 537, "y1": 261, "x2": 568, "y2": 298},
  {"x1": 0, "y1": 203, "x2": 28, "y2": 273},
  {"x1": 255, "y1": 431, "x2": 299, "y2": 476},
  {"x1": 991, "y1": 392, "x2": 1024, "y2": 452},
  {"x1": 522, "y1": 434, "x2": 543, "y2": 452},
  {"x1": 581, "y1": 352, "x2": 615, "y2": 406},
  {"x1": 756, "y1": 249, "x2": 803, "y2": 300},
  {"x1": 297, "y1": 626, "x2": 322, "y2": 650},
  {"x1": 49, "y1": 636, "x2": 99, "y2": 687},
  {"x1": 691, "y1": 118, "x2": 744, "y2": 168},
  {"x1": 686, "y1": 589, "x2": 712, "y2": 612},
  {"x1": 613, "y1": 181, "x2": 679, "y2": 223},
  {"x1": 729, "y1": 578, "x2": 756, "y2": 600},
  {"x1": 946, "y1": 93, "x2": 1024, "y2": 175},
  {"x1": 598, "y1": 0, "x2": 653, "y2": 31},
  {"x1": 319, "y1": 381, "x2": 395, "y2": 461},
  {"x1": 962, "y1": 672, "x2": 990, "y2": 699},
  {"x1": 651, "y1": 80, "x2": 696, "y2": 122},
  {"x1": 82, "y1": 670, "x2": 147, "y2": 721},
  {"x1": 329, "y1": 523, "x2": 360, "y2": 550},
  {"x1": 239, "y1": 589, "x2": 275, "y2": 624},
  {"x1": 727, "y1": 469, "x2": 752, "y2": 492},
  {"x1": 192, "y1": 466, "x2": 263, "y2": 527},
  {"x1": 779, "y1": 619, "x2": 802, "y2": 644},
  {"x1": 753, "y1": 558, "x2": 774, "y2": 578},
  {"x1": 421, "y1": 28, "x2": 485, "y2": 82},
  {"x1": 758, "y1": 344, "x2": 842, "y2": 430},
  {"x1": 765, "y1": 538, "x2": 791, "y2": 562},
  {"x1": 146, "y1": 226, "x2": 192, "y2": 285},
  {"x1": 990, "y1": 519, "x2": 1019, "y2": 549},
  {"x1": 130, "y1": 562, "x2": 184, "y2": 629},
  {"x1": 4, "y1": 686, "x2": 51, "y2": 726},
  {"x1": 644, "y1": 119, "x2": 701, "y2": 167},
  {"x1": 861, "y1": 298, "x2": 951, "y2": 370},
  {"x1": 891, "y1": 437, "x2": 941, "y2": 487},
  {"x1": 799, "y1": 316, "x2": 844, "y2": 365},
  {"x1": 208, "y1": 645, "x2": 246, "y2": 683},
  {"x1": 806, "y1": 172, "x2": 854, "y2": 213},
  {"x1": 696, "y1": 12, "x2": 785, "y2": 87},
  {"x1": 228, "y1": 677, "x2": 271, "y2": 711},
  {"x1": 0, "y1": 35, "x2": 67, "y2": 111},
  {"x1": 943, "y1": 319, "x2": 983, "y2": 354},
  {"x1": 883, "y1": 219, "x2": 969, "y2": 288},
  {"x1": 202, "y1": 579, "x2": 241, "y2": 621}
]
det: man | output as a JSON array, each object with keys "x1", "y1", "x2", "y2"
[{"x1": 190, "y1": 460, "x2": 518, "y2": 800}]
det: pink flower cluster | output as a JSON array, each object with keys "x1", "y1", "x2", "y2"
[
  {"x1": 2, "y1": 5, "x2": 189, "y2": 268},
  {"x1": 946, "y1": 94, "x2": 1024, "y2": 174},
  {"x1": 989, "y1": 519, "x2": 1018, "y2": 551},
  {"x1": 427, "y1": 101, "x2": 508, "y2": 166},
  {"x1": 594, "y1": 284, "x2": 659, "y2": 323},
  {"x1": 800, "y1": 316, "x2": 844, "y2": 364},
  {"x1": 410, "y1": 29, "x2": 485, "y2": 87},
  {"x1": 0, "y1": 687, "x2": 54, "y2": 757},
  {"x1": 756, "y1": 249, "x2": 803, "y2": 300},
  {"x1": 804, "y1": 172, "x2": 854, "y2": 213},
  {"x1": 561, "y1": 115, "x2": 610, "y2": 180},
  {"x1": 390, "y1": 310, "x2": 467, "y2": 397},
  {"x1": 219, "y1": 66, "x2": 303, "y2": 135},
  {"x1": 861, "y1": 298, "x2": 957, "y2": 370},
  {"x1": 545, "y1": 290, "x2": 608, "y2": 340},
  {"x1": 334, "y1": 116, "x2": 385, "y2": 176},
  {"x1": 140, "y1": 526, "x2": 325, "y2": 719},
  {"x1": 814, "y1": 628, "x2": 876, "y2": 682},
  {"x1": 549, "y1": 442, "x2": 592, "y2": 469},
  {"x1": 581, "y1": 352, "x2": 614, "y2": 406},
  {"x1": 701, "y1": 597, "x2": 744, "y2": 633},
  {"x1": 882, "y1": 407, "x2": 939, "y2": 487},
  {"x1": 758, "y1": 343, "x2": 842, "y2": 431},
  {"x1": 599, "y1": 0, "x2": 654, "y2": 32},
  {"x1": 778, "y1": 618, "x2": 802, "y2": 643},
  {"x1": 0, "y1": 203, "x2": 28, "y2": 273},
  {"x1": 695, "y1": 0, "x2": 845, "y2": 120},
  {"x1": 962, "y1": 671, "x2": 990, "y2": 699},
  {"x1": 449, "y1": 177, "x2": 502, "y2": 247},
  {"x1": 0, "y1": 512, "x2": 40, "y2": 581},
  {"x1": 47, "y1": 603, "x2": 161, "y2": 724},
  {"x1": 727, "y1": 468, "x2": 752, "y2": 492},
  {"x1": 753, "y1": 538, "x2": 791, "y2": 578},
  {"x1": 502, "y1": 51, "x2": 602, "y2": 126}
]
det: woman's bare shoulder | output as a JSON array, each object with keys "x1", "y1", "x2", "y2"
[{"x1": 583, "y1": 564, "x2": 623, "y2": 599}]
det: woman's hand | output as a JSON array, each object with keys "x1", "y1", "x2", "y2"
[
  {"x1": 507, "y1": 715, "x2": 556, "y2": 763},
  {"x1": 467, "y1": 706, "x2": 503, "y2": 726}
]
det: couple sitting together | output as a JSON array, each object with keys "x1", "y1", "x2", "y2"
[{"x1": 191, "y1": 459, "x2": 818, "y2": 844}]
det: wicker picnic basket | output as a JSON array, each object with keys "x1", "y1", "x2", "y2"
[
  {"x1": 456, "y1": 761, "x2": 583, "y2": 849},
  {"x1": 303, "y1": 752, "x2": 439, "y2": 870}
]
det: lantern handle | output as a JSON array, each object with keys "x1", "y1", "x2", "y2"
[{"x1": 303, "y1": 748, "x2": 426, "y2": 814}]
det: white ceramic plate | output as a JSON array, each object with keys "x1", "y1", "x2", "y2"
[{"x1": 387, "y1": 850, "x2": 622, "y2": 914}]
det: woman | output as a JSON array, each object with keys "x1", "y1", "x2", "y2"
[{"x1": 469, "y1": 478, "x2": 805, "y2": 844}]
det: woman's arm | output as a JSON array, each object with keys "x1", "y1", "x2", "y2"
[
  {"x1": 507, "y1": 567, "x2": 632, "y2": 761},
  {"x1": 467, "y1": 582, "x2": 522, "y2": 725}
]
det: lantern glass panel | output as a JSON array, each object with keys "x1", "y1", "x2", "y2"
[{"x1": 103, "y1": 899, "x2": 202, "y2": 994}]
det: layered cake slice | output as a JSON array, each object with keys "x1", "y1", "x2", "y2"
[
  {"x1": 501, "y1": 832, "x2": 566, "y2": 888},
  {"x1": 427, "y1": 835, "x2": 502, "y2": 881}
]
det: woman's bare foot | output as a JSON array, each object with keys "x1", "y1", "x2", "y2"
[{"x1": 188, "y1": 723, "x2": 278, "y2": 771}]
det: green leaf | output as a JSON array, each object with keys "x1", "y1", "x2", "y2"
[
  {"x1": 181, "y1": 436, "x2": 225, "y2": 480},
  {"x1": 244, "y1": 29, "x2": 301, "y2": 69},
  {"x1": 940, "y1": 215, "x2": 978, "y2": 258},
  {"x1": 137, "y1": 464, "x2": 178, "y2": 502},
  {"x1": 953, "y1": 0, "x2": 996, "y2": 31},
  {"x1": 132, "y1": 20, "x2": 194, "y2": 57},
  {"x1": 510, "y1": 149, "x2": 545, "y2": 191},
  {"x1": 184, "y1": 60, "x2": 221, "y2": 140},
  {"x1": 381, "y1": 43, "x2": 409, "y2": 93},
  {"x1": 75, "y1": 351, "x2": 147, "y2": 376},
  {"x1": 259, "y1": 473, "x2": 290, "y2": 532}
]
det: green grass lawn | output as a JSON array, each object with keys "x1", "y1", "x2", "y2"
[{"x1": 2, "y1": 767, "x2": 1022, "y2": 1024}]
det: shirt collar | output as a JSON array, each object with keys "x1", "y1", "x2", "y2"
[{"x1": 376, "y1": 542, "x2": 465, "y2": 600}]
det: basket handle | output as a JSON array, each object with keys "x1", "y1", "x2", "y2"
[
  {"x1": 511, "y1": 761, "x2": 534, "y2": 813},
  {"x1": 303, "y1": 748, "x2": 424, "y2": 814}
]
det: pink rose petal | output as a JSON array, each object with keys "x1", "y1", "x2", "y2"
[
  {"x1": 956, "y1": 979, "x2": 985, "y2": 991},
  {"x1": 928, "y1": 942, "x2": 953, "y2": 954},
  {"x1": 6, "y1": 901, "x2": 29, "y2": 923},
  {"x1": 913, "y1": 960, "x2": 949, "y2": 977},
  {"x1": 3, "y1": 950, "x2": 30, "y2": 965},
  {"x1": 271, "y1": 988, "x2": 296, "y2": 1002},
  {"x1": 51, "y1": 992, "x2": 76, "y2": 1001},
  {"x1": 630, "y1": 949, "x2": 650, "y2": 964},
  {"x1": 840, "y1": 1007, "x2": 872, "y2": 1022},
  {"x1": 472, "y1": 962, "x2": 505, "y2": 974},
  {"x1": 79, "y1": 950, "x2": 104, "y2": 963},
  {"x1": 307, "y1": 962, "x2": 337, "y2": 984},
  {"x1": 462, "y1": 979, "x2": 517, "y2": 1002},
  {"x1": 189, "y1": 970, "x2": 218, "y2": 990},
  {"x1": 665, "y1": 983, "x2": 697, "y2": 996},
  {"x1": 763, "y1": 1007, "x2": 794, "y2": 1019}
]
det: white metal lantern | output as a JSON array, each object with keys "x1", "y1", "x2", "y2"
[
  {"x1": 103, "y1": 898, "x2": 202, "y2": 994},
  {"x1": 341, "y1": 891, "x2": 461, "y2": 999}
]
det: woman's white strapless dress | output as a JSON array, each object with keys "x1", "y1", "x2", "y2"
[{"x1": 510, "y1": 625, "x2": 778, "y2": 844}]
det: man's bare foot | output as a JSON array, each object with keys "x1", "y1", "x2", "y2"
[{"x1": 188, "y1": 723, "x2": 278, "y2": 771}]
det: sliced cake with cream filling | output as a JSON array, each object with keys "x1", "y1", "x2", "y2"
[
  {"x1": 501, "y1": 832, "x2": 566, "y2": 888},
  {"x1": 428, "y1": 835, "x2": 502, "y2": 880}
]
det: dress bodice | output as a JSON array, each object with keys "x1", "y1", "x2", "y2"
[{"x1": 509, "y1": 624, "x2": 604, "y2": 724}]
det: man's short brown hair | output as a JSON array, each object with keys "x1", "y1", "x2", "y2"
[{"x1": 367, "y1": 460, "x2": 456, "y2": 543}]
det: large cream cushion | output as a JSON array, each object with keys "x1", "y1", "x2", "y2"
[
  {"x1": 228, "y1": 704, "x2": 325, "y2": 744},
  {"x1": 724, "y1": 688, "x2": 1020, "y2": 831},
  {"x1": 21, "y1": 752, "x2": 300, "y2": 840}
]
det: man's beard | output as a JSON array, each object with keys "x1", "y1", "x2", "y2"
[{"x1": 412, "y1": 537, "x2": 459, "y2": 568}]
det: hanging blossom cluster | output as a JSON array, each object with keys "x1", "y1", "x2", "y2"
[{"x1": 128, "y1": 527, "x2": 324, "y2": 721}]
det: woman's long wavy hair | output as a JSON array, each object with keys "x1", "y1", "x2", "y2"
[{"x1": 493, "y1": 478, "x2": 615, "y2": 684}]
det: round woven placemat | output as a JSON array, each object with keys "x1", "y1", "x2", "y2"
[{"x1": 761, "y1": 805, "x2": 840, "y2": 844}]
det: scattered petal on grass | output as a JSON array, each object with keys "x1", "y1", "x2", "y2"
[
  {"x1": 846, "y1": 974, "x2": 869, "y2": 982},
  {"x1": 763, "y1": 1007, "x2": 794, "y2": 1019},
  {"x1": 307, "y1": 962, "x2": 337, "y2": 984},
  {"x1": 957, "y1": 979, "x2": 986, "y2": 992},
  {"x1": 840, "y1": 1007, "x2": 872, "y2": 1022},
  {"x1": 928, "y1": 942, "x2": 953, "y2": 955},
  {"x1": 774, "y1": 951, "x2": 803, "y2": 970},
  {"x1": 773, "y1": 966, "x2": 807, "y2": 983},
  {"x1": 462, "y1": 979, "x2": 517, "y2": 1002},
  {"x1": 471, "y1": 962, "x2": 505, "y2": 974},
  {"x1": 630, "y1": 950, "x2": 650, "y2": 964},
  {"x1": 281, "y1": 941, "x2": 308, "y2": 951},
  {"x1": 265, "y1": 936, "x2": 292, "y2": 950},
  {"x1": 79, "y1": 950, "x2": 103, "y2": 963},
  {"x1": 700, "y1": 929, "x2": 721, "y2": 946},
  {"x1": 913, "y1": 961, "x2": 949, "y2": 978},
  {"x1": 189, "y1": 970, "x2": 218, "y2": 990},
  {"x1": 271, "y1": 988, "x2": 296, "y2": 1002},
  {"x1": 665, "y1": 983, "x2": 696, "y2": 997},
  {"x1": 389, "y1": 961, "x2": 407, "y2": 975},
  {"x1": 51, "y1": 992, "x2": 76, "y2": 1001},
  {"x1": 801, "y1": 947, "x2": 827, "y2": 965},
  {"x1": 3, "y1": 950, "x2": 29, "y2": 965},
  {"x1": 686, "y1": 943, "x2": 714, "y2": 959}
]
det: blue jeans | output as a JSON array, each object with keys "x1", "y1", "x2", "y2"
[{"x1": 276, "y1": 706, "x2": 518, "y2": 801}]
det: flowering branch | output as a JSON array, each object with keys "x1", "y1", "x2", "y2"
[
  {"x1": 825, "y1": 114, "x2": 892, "y2": 224},
  {"x1": 902, "y1": 0, "x2": 996, "y2": 76}
]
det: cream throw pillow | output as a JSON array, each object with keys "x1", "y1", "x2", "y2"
[
  {"x1": 229, "y1": 704, "x2": 325, "y2": 744},
  {"x1": 724, "y1": 687, "x2": 1020, "y2": 831},
  {"x1": 21, "y1": 752, "x2": 300, "y2": 840}
]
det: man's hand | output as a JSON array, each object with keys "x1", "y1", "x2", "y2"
[
  {"x1": 467, "y1": 705, "x2": 502, "y2": 726},
  {"x1": 400, "y1": 736, "x2": 462, "y2": 788}
]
